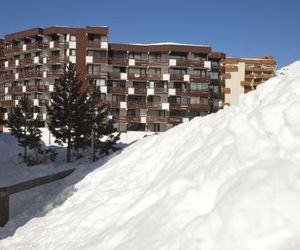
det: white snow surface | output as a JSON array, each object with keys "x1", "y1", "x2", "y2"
[{"x1": 1, "y1": 61, "x2": 300, "y2": 249}]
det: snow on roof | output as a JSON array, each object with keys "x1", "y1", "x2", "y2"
[
  {"x1": 2, "y1": 61, "x2": 300, "y2": 249},
  {"x1": 129, "y1": 42, "x2": 210, "y2": 47}
]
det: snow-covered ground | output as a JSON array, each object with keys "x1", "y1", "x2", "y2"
[{"x1": 1, "y1": 61, "x2": 300, "y2": 249}]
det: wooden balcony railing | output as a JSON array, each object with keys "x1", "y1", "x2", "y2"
[
  {"x1": 127, "y1": 102, "x2": 147, "y2": 109},
  {"x1": 154, "y1": 88, "x2": 168, "y2": 95},
  {"x1": 147, "y1": 74, "x2": 161, "y2": 81},
  {"x1": 189, "y1": 104, "x2": 209, "y2": 111},
  {"x1": 93, "y1": 57, "x2": 107, "y2": 64},
  {"x1": 108, "y1": 87, "x2": 126, "y2": 95},
  {"x1": 128, "y1": 73, "x2": 147, "y2": 80},
  {"x1": 108, "y1": 58, "x2": 128, "y2": 65},
  {"x1": 147, "y1": 116, "x2": 167, "y2": 123},
  {"x1": 169, "y1": 103, "x2": 189, "y2": 110},
  {"x1": 46, "y1": 56, "x2": 69, "y2": 64},
  {"x1": 170, "y1": 74, "x2": 184, "y2": 81},
  {"x1": 134, "y1": 88, "x2": 147, "y2": 95},
  {"x1": 19, "y1": 71, "x2": 43, "y2": 80}
]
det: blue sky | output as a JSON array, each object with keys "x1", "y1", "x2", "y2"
[{"x1": 1, "y1": 0, "x2": 299, "y2": 67}]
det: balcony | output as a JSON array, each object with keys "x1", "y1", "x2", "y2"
[
  {"x1": 170, "y1": 74, "x2": 184, "y2": 81},
  {"x1": 46, "y1": 70, "x2": 63, "y2": 78},
  {"x1": 26, "y1": 85, "x2": 48, "y2": 92},
  {"x1": 225, "y1": 65, "x2": 238, "y2": 71},
  {"x1": 169, "y1": 103, "x2": 189, "y2": 110},
  {"x1": 46, "y1": 56, "x2": 69, "y2": 64},
  {"x1": 26, "y1": 42, "x2": 45, "y2": 51},
  {"x1": 175, "y1": 89, "x2": 189, "y2": 96},
  {"x1": 108, "y1": 57, "x2": 128, "y2": 65},
  {"x1": 93, "y1": 57, "x2": 107, "y2": 64},
  {"x1": 4, "y1": 45, "x2": 22, "y2": 55},
  {"x1": 127, "y1": 102, "x2": 147, "y2": 109},
  {"x1": 224, "y1": 87, "x2": 231, "y2": 94},
  {"x1": 241, "y1": 81, "x2": 260, "y2": 87},
  {"x1": 189, "y1": 89, "x2": 209, "y2": 97},
  {"x1": 134, "y1": 88, "x2": 147, "y2": 95},
  {"x1": 147, "y1": 116, "x2": 167, "y2": 123},
  {"x1": 108, "y1": 87, "x2": 126, "y2": 95},
  {"x1": 189, "y1": 104, "x2": 209, "y2": 111},
  {"x1": 134, "y1": 59, "x2": 148, "y2": 67},
  {"x1": 168, "y1": 117, "x2": 183, "y2": 124},
  {"x1": 118, "y1": 116, "x2": 141, "y2": 123},
  {"x1": 245, "y1": 74, "x2": 274, "y2": 80},
  {"x1": 45, "y1": 41, "x2": 69, "y2": 50},
  {"x1": 0, "y1": 74, "x2": 14, "y2": 82},
  {"x1": 108, "y1": 72, "x2": 121, "y2": 79},
  {"x1": 86, "y1": 71, "x2": 108, "y2": 79},
  {"x1": 19, "y1": 71, "x2": 43, "y2": 80},
  {"x1": 176, "y1": 59, "x2": 204, "y2": 68},
  {"x1": 245, "y1": 66, "x2": 274, "y2": 72},
  {"x1": 3, "y1": 100, "x2": 13, "y2": 107},
  {"x1": 12, "y1": 86, "x2": 23, "y2": 93},
  {"x1": 147, "y1": 102, "x2": 162, "y2": 110},
  {"x1": 190, "y1": 75, "x2": 210, "y2": 82},
  {"x1": 147, "y1": 74, "x2": 161, "y2": 81},
  {"x1": 154, "y1": 88, "x2": 168, "y2": 95},
  {"x1": 128, "y1": 73, "x2": 147, "y2": 81}
]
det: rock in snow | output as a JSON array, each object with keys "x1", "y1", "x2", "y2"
[{"x1": 1, "y1": 61, "x2": 300, "y2": 250}]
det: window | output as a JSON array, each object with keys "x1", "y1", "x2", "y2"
[
  {"x1": 190, "y1": 83, "x2": 208, "y2": 90},
  {"x1": 70, "y1": 49, "x2": 76, "y2": 56},
  {"x1": 148, "y1": 68, "x2": 161, "y2": 75},
  {"x1": 210, "y1": 72, "x2": 219, "y2": 80},
  {"x1": 70, "y1": 35, "x2": 76, "y2": 41}
]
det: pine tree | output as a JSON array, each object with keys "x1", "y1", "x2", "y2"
[
  {"x1": 8, "y1": 95, "x2": 42, "y2": 163},
  {"x1": 46, "y1": 63, "x2": 89, "y2": 162},
  {"x1": 87, "y1": 86, "x2": 120, "y2": 161}
]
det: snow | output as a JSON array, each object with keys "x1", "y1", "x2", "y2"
[
  {"x1": 129, "y1": 42, "x2": 210, "y2": 47},
  {"x1": 1, "y1": 61, "x2": 300, "y2": 249}
]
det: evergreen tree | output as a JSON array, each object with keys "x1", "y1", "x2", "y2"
[
  {"x1": 8, "y1": 95, "x2": 42, "y2": 163},
  {"x1": 87, "y1": 86, "x2": 120, "y2": 161},
  {"x1": 46, "y1": 63, "x2": 89, "y2": 162}
]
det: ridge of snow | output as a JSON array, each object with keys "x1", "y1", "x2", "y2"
[
  {"x1": 1, "y1": 61, "x2": 300, "y2": 249},
  {"x1": 128, "y1": 42, "x2": 210, "y2": 47}
]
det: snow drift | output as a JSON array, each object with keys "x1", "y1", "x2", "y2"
[{"x1": 1, "y1": 61, "x2": 300, "y2": 250}]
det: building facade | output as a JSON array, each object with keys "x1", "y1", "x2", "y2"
[
  {"x1": 224, "y1": 56, "x2": 276, "y2": 106},
  {"x1": 0, "y1": 26, "x2": 226, "y2": 134}
]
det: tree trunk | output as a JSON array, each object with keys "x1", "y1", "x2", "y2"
[
  {"x1": 24, "y1": 146, "x2": 27, "y2": 163},
  {"x1": 67, "y1": 138, "x2": 71, "y2": 163},
  {"x1": 91, "y1": 126, "x2": 95, "y2": 162}
]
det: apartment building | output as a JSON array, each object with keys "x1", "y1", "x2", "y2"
[
  {"x1": 0, "y1": 26, "x2": 225, "y2": 135},
  {"x1": 224, "y1": 56, "x2": 276, "y2": 106}
]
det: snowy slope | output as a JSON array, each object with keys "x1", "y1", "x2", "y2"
[{"x1": 1, "y1": 61, "x2": 300, "y2": 250}]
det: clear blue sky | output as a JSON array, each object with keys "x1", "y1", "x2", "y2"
[{"x1": 0, "y1": 0, "x2": 299, "y2": 67}]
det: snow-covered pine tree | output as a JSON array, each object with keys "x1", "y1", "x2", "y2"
[
  {"x1": 46, "y1": 63, "x2": 89, "y2": 162},
  {"x1": 8, "y1": 94, "x2": 42, "y2": 163},
  {"x1": 87, "y1": 85, "x2": 120, "y2": 161}
]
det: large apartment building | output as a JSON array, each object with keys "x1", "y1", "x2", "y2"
[
  {"x1": 224, "y1": 56, "x2": 276, "y2": 106},
  {"x1": 0, "y1": 26, "x2": 225, "y2": 135}
]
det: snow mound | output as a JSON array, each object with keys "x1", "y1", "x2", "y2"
[{"x1": 2, "y1": 62, "x2": 300, "y2": 249}]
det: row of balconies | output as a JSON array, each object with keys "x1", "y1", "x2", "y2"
[
  {"x1": 245, "y1": 66, "x2": 275, "y2": 72},
  {"x1": 107, "y1": 101, "x2": 210, "y2": 111},
  {"x1": 244, "y1": 74, "x2": 274, "y2": 80},
  {"x1": 87, "y1": 72, "x2": 212, "y2": 82},
  {"x1": 96, "y1": 86, "x2": 210, "y2": 97},
  {"x1": 3, "y1": 41, "x2": 69, "y2": 55},
  {"x1": 116, "y1": 115, "x2": 189, "y2": 124},
  {"x1": 4, "y1": 56, "x2": 69, "y2": 69},
  {"x1": 87, "y1": 56, "x2": 218, "y2": 69},
  {"x1": 0, "y1": 85, "x2": 51, "y2": 95},
  {"x1": 0, "y1": 70, "x2": 62, "y2": 82}
]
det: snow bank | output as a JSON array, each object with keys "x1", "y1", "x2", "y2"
[{"x1": 1, "y1": 61, "x2": 300, "y2": 249}]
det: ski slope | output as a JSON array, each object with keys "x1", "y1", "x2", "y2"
[{"x1": 1, "y1": 61, "x2": 300, "y2": 250}]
